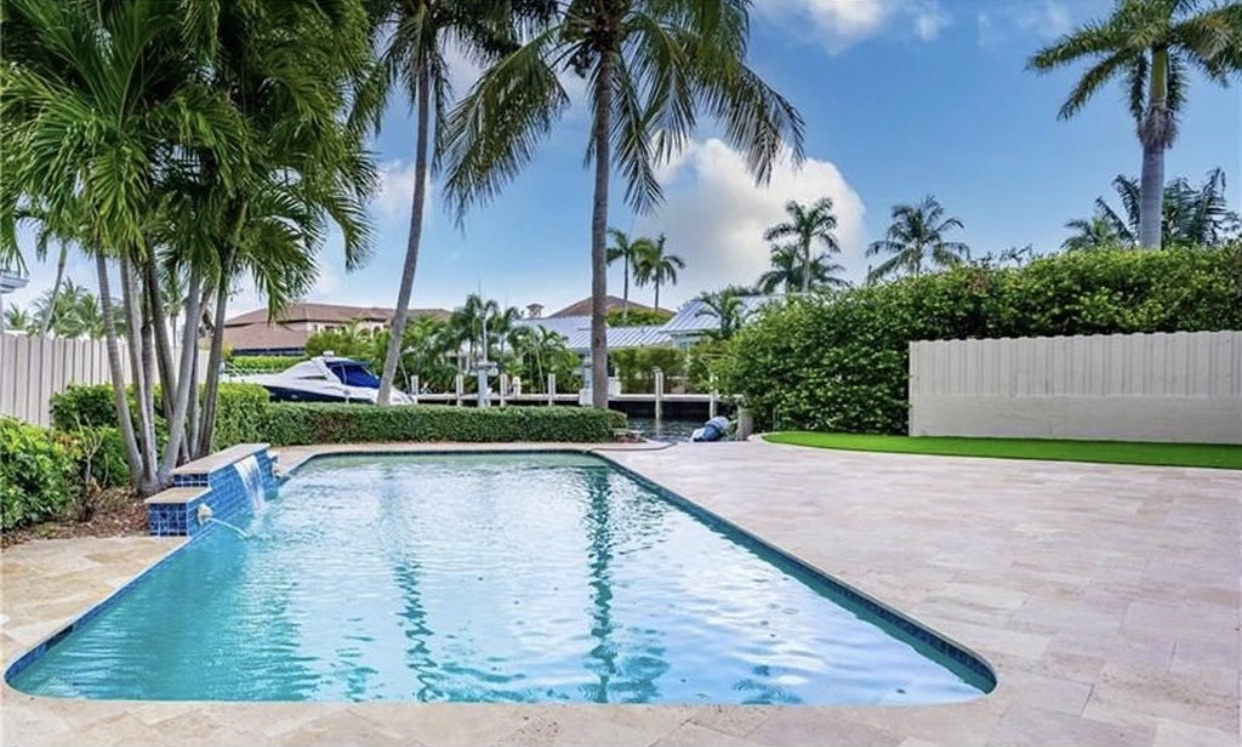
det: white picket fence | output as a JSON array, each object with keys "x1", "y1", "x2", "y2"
[
  {"x1": 1, "y1": 334, "x2": 134, "y2": 427},
  {"x1": 909, "y1": 331, "x2": 1242, "y2": 444}
]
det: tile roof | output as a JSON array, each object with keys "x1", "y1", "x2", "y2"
[
  {"x1": 547, "y1": 295, "x2": 656, "y2": 318},
  {"x1": 224, "y1": 302, "x2": 450, "y2": 327}
]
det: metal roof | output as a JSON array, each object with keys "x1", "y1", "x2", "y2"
[
  {"x1": 513, "y1": 316, "x2": 671, "y2": 353},
  {"x1": 660, "y1": 295, "x2": 783, "y2": 335}
]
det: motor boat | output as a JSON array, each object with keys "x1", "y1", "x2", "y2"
[{"x1": 225, "y1": 356, "x2": 413, "y2": 404}]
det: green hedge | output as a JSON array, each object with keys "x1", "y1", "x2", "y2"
[
  {"x1": 213, "y1": 384, "x2": 271, "y2": 450},
  {"x1": 50, "y1": 384, "x2": 118, "y2": 430},
  {"x1": 724, "y1": 246, "x2": 1242, "y2": 434},
  {"x1": 0, "y1": 418, "x2": 74, "y2": 530},
  {"x1": 228, "y1": 355, "x2": 302, "y2": 373},
  {"x1": 262, "y1": 404, "x2": 624, "y2": 445}
]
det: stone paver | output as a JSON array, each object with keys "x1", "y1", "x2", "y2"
[{"x1": 2, "y1": 440, "x2": 1239, "y2": 746}]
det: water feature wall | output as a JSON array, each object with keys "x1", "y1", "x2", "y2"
[{"x1": 145, "y1": 445, "x2": 276, "y2": 537}]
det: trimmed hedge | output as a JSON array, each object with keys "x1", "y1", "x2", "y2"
[
  {"x1": 213, "y1": 384, "x2": 271, "y2": 450},
  {"x1": 228, "y1": 355, "x2": 303, "y2": 373},
  {"x1": 262, "y1": 404, "x2": 624, "y2": 445},
  {"x1": 1, "y1": 418, "x2": 74, "y2": 530},
  {"x1": 723, "y1": 246, "x2": 1242, "y2": 434}
]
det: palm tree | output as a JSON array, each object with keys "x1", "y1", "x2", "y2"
[
  {"x1": 605, "y1": 228, "x2": 652, "y2": 323},
  {"x1": 1088, "y1": 169, "x2": 1240, "y2": 249},
  {"x1": 1028, "y1": 0, "x2": 1242, "y2": 249},
  {"x1": 4, "y1": 305, "x2": 34, "y2": 334},
  {"x1": 866, "y1": 196, "x2": 970, "y2": 282},
  {"x1": 441, "y1": 0, "x2": 804, "y2": 407},
  {"x1": 694, "y1": 289, "x2": 747, "y2": 341},
  {"x1": 757, "y1": 244, "x2": 848, "y2": 294},
  {"x1": 1062, "y1": 215, "x2": 1129, "y2": 251},
  {"x1": 762, "y1": 198, "x2": 840, "y2": 294},
  {"x1": 360, "y1": 0, "x2": 555, "y2": 406},
  {"x1": 632, "y1": 234, "x2": 685, "y2": 313}
]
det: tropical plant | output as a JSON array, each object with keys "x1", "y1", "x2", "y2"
[
  {"x1": 866, "y1": 196, "x2": 971, "y2": 281},
  {"x1": 4, "y1": 305, "x2": 33, "y2": 334},
  {"x1": 441, "y1": 0, "x2": 804, "y2": 407},
  {"x1": 606, "y1": 307, "x2": 673, "y2": 327},
  {"x1": 359, "y1": 0, "x2": 555, "y2": 406},
  {"x1": 694, "y1": 288, "x2": 748, "y2": 341},
  {"x1": 757, "y1": 244, "x2": 847, "y2": 294},
  {"x1": 606, "y1": 228, "x2": 653, "y2": 323},
  {"x1": 1028, "y1": 0, "x2": 1242, "y2": 249},
  {"x1": 508, "y1": 325, "x2": 579, "y2": 393},
  {"x1": 1081, "y1": 169, "x2": 1241, "y2": 249},
  {"x1": 762, "y1": 198, "x2": 841, "y2": 293},
  {"x1": 1063, "y1": 215, "x2": 1129, "y2": 251},
  {"x1": 632, "y1": 234, "x2": 685, "y2": 312}
]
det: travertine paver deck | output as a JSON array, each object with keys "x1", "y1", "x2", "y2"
[{"x1": 2, "y1": 439, "x2": 1239, "y2": 747}]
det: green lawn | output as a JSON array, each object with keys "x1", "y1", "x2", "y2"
[{"x1": 763, "y1": 432, "x2": 1242, "y2": 470}]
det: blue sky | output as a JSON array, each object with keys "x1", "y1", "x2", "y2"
[{"x1": 9, "y1": 0, "x2": 1240, "y2": 317}]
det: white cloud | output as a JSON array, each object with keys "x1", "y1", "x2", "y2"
[
  {"x1": 374, "y1": 160, "x2": 418, "y2": 220},
  {"x1": 979, "y1": 1, "x2": 1073, "y2": 48},
  {"x1": 755, "y1": 0, "x2": 951, "y2": 52},
  {"x1": 635, "y1": 138, "x2": 866, "y2": 302}
]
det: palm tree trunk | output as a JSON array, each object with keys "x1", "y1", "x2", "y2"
[
  {"x1": 142, "y1": 258, "x2": 176, "y2": 417},
  {"x1": 1138, "y1": 47, "x2": 1170, "y2": 250},
  {"x1": 95, "y1": 252, "x2": 143, "y2": 486},
  {"x1": 196, "y1": 274, "x2": 230, "y2": 457},
  {"x1": 188, "y1": 282, "x2": 211, "y2": 451},
  {"x1": 653, "y1": 280, "x2": 659, "y2": 313},
  {"x1": 159, "y1": 264, "x2": 202, "y2": 482},
  {"x1": 800, "y1": 241, "x2": 810, "y2": 294},
  {"x1": 120, "y1": 257, "x2": 158, "y2": 494},
  {"x1": 38, "y1": 242, "x2": 68, "y2": 336},
  {"x1": 589, "y1": 53, "x2": 614, "y2": 409},
  {"x1": 622, "y1": 257, "x2": 629, "y2": 324},
  {"x1": 378, "y1": 64, "x2": 432, "y2": 405}
]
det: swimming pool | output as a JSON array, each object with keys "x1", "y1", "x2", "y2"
[{"x1": 8, "y1": 452, "x2": 993, "y2": 704}]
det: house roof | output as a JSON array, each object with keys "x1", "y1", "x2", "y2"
[
  {"x1": 512, "y1": 316, "x2": 671, "y2": 353},
  {"x1": 221, "y1": 324, "x2": 311, "y2": 355},
  {"x1": 547, "y1": 295, "x2": 655, "y2": 318},
  {"x1": 661, "y1": 295, "x2": 783, "y2": 335},
  {"x1": 224, "y1": 302, "x2": 450, "y2": 328}
]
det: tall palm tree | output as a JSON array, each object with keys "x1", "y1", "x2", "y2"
[
  {"x1": 866, "y1": 196, "x2": 970, "y2": 282},
  {"x1": 1089, "y1": 169, "x2": 1240, "y2": 249},
  {"x1": 762, "y1": 198, "x2": 840, "y2": 294},
  {"x1": 360, "y1": 0, "x2": 555, "y2": 406},
  {"x1": 1062, "y1": 215, "x2": 1128, "y2": 251},
  {"x1": 1028, "y1": 0, "x2": 1242, "y2": 249},
  {"x1": 632, "y1": 234, "x2": 685, "y2": 312},
  {"x1": 757, "y1": 243, "x2": 848, "y2": 294},
  {"x1": 441, "y1": 1, "x2": 804, "y2": 407},
  {"x1": 605, "y1": 228, "x2": 652, "y2": 323}
]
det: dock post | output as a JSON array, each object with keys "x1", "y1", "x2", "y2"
[
  {"x1": 499, "y1": 373, "x2": 508, "y2": 406},
  {"x1": 411, "y1": 376, "x2": 420, "y2": 404},
  {"x1": 455, "y1": 373, "x2": 464, "y2": 406},
  {"x1": 654, "y1": 368, "x2": 664, "y2": 433},
  {"x1": 547, "y1": 374, "x2": 556, "y2": 406},
  {"x1": 709, "y1": 374, "x2": 718, "y2": 419}
]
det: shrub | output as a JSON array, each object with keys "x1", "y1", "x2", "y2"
[
  {"x1": 50, "y1": 384, "x2": 118, "y2": 430},
  {"x1": 724, "y1": 246, "x2": 1242, "y2": 434},
  {"x1": 213, "y1": 384, "x2": 271, "y2": 450},
  {"x1": 612, "y1": 347, "x2": 686, "y2": 393},
  {"x1": 261, "y1": 404, "x2": 623, "y2": 445},
  {"x1": 228, "y1": 355, "x2": 302, "y2": 373},
  {"x1": 607, "y1": 307, "x2": 674, "y2": 327},
  {"x1": 0, "y1": 418, "x2": 74, "y2": 531},
  {"x1": 68, "y1": 426, "x2": 131, "y2": 490}
]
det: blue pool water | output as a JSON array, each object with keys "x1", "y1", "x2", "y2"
[{"x1": 9, "y1": 453, "x2": 993, "y2": 704}]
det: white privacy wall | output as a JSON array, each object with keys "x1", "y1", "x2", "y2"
[
  {"x1": 908, "y1": 332, "x2": 1242, "y2": 444},
  {"x1": 0, "y1": 335, "x2": 131, "y2": 427}
]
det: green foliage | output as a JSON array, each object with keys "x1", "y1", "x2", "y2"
[
  {"x1": 686, "y1": 340, "x2": 729, "y2": 393},
  {"x1": 229, "y1": 355, "x2": 303, "y2": 373},
  {"x1": 0, "y1": 418, "x2": 73, "y2": 530},
  {"x1": 305, "y1": 326, "x2": 377, "y2": 360},
  {"x1": 261, "y1": 405, "x2": 623, "y2": 446},
  {"x1": 69, "y1": 426, "x2": 130, "y2": 490},
  {"x1": 725, "y1": 246, "x2": 1242, "y2": 435},
  {"x1": 212, "y1": 384, "x2": 271, "y2": 451},
  {"x1": 611, "y1": 347, "x2": 686, "y2": 393},
  {"x1": 50, "y1": 385, "x2": 119, "y2": 430},
  {"x1": 606, "y1": 307, "x2": 673, "y2": 327}
]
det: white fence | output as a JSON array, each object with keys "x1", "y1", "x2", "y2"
[
  {"x1": 1, "y1": 335, "x2": 131, "y2": 427},
  {"x1": 909, "y1": 331, "x2": 1242, "y2": 444}
]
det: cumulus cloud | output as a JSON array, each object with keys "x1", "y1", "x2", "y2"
[
  {"x1": 755, "y1": 0, "x2": 951, "y2": 51},
  {"x1": 635, "y1": 138, "x2": 865, "y2": 303}
]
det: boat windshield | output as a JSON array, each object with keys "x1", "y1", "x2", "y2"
[{"x1": 326, "y1": 361, "x2": 381, "y2": 388}]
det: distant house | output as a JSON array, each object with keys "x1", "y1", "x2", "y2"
[
  {"x1": 218, "y1": 302, "x2": 450, "y2": 356},
  {"x1": 548, "y1": 295, "x2": 656, "y2": 318}
]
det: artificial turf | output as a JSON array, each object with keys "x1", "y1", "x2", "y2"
[{"x1": 763, "y1": 431, "x2": 1242, "y2": 470}]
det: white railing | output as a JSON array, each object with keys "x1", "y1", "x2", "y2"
[{"x1": 909, "y1": 331, "x2": 1242, "y2": 444}]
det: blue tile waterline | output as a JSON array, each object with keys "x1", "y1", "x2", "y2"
[{"x1": 7, "y1": 451, "x2": 995, "y2": 704}]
